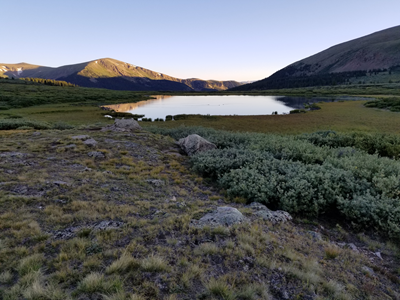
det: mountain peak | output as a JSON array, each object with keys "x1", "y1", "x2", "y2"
[{"x1": 0, "y1": 58, "x2": 242, "y2": 91}]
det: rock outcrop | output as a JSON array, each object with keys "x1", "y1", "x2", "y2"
[
  {"x1": 248, "y1": 202, "x2": 292, "y2": 224},
  {"x1": 191, "y1": 206, "x2": 248, "y2": 228},
  {"x1": 178, "y1": 134, "x2": 216, "y2": 156},
  {"x1": 102, "y1": 118, "x2": 142, "y2": 132}
]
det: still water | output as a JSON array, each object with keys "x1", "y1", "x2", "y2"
[{"x1": 104, "y1": 95, "x2": 365, "y2": 120}]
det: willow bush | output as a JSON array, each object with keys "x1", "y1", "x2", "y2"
[{"x1": 149, "y1": 126, "x2": 400, "y2": 238}]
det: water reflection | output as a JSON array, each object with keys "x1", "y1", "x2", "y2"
[{"x1": 103, "y1": 95, "x2": 366, "y2": 119}]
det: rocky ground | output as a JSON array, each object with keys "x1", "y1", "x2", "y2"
[{"x1": 0, "y1": 122, "x2": 399, "y2": 300}]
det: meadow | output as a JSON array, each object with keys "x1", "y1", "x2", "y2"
[{"x1": 1, "y1": 79, "x2": 400, "y2": 299}]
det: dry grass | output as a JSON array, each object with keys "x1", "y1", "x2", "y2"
[{"x1": 0, "y1": 128, "x2": 399, "y2": 299}]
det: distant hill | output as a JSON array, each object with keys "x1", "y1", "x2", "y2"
[
  {"x1": 232, "y1": 25, "x2": 400, "y2": 91},
  {"x1": 0, "y1": 58, "x2": 241, "y2": 92}
]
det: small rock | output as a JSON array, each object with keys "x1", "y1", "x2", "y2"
[
  {"x1": 65, "y1": 144, "x2": 76, "y2": 149},
  {"x1": 54, "y1": 199, "x2": 68, "y2": 205},
  {"x1": 94, "y1": 220, "x2": 124, "y2": 231},
  {"x1": 146, "y1": 179, "x2": 165, "y2": 186},
  {"x1": 176, "y1": 202, "x2": 186, "y2": 208},
  {"x1": 32, "y1": 131, "x2": 41, "y2": 136},
  {"x1": 0, "y1": 152, "x2": 25, "y2": 158},
  {"x1": 178, "y1": 134, "x2": 217, "y2": 156},
  {"x1": 347, "y1": 243, "x2": 359, "y2": 253},
  {"x1": 71, "y1": 135, "x2": 90, "y2": 141},
  {"x1": 54, "y1": 227, "x2": 80, "y2": 239},
  {"x1": 248, "y1": 202, "x2": 292, "y2": 224},
  {"x1": 375, "y1": 252, "x2": 383, "y2": 260},
  {"x1": 83, "y1": 138, "x2": 98, "y2": 147},
  {"x1": 53, "y1": 181, "x2": 69, "y2": 186},
  {"x1": 281, "y1": 290, "x2": 290, "y2": 300},
  {"x1": 308, "y1": 231, "x2": 322, "y2": 241},
  {"x1": 191, "y1": 206, "x2": 248, "y2": 228},
  {"x1": 361, "y1": 266, "x2": 375, "y2": 276},
  {"x1": 170, "y1": 196, "x2": 177, "y2": 202},
  {"x1": 88, "y1": 151, "x2": 105, "y2": 159}
]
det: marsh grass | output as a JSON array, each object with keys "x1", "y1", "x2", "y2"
[{"x1": 145, "y1": 100, "x2": 400, "y2": 135}]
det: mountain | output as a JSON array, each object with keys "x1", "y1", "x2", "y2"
[
  {"x1": 0, "y1": 58, "x2": 242, "y2": 92},
  {"x1": 232, "y1": 25, "x2": 400, "y2": 91}
]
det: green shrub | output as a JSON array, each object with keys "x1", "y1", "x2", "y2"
[
  {"x1": 364, "y1": 97, "x2": 400, "y2": 111},
  {"x1": 52, "y1": 122, "x2": 75, "y2": 130},
  {"x1": 298, "y1": 131, "x2": 400, "y2": 159},
  {"x1": 0, "y1": 119, "x2": 51, "y2": 130},
  {"x1": 173, "y1": 114, "x2": 189, "y2": 120},
  {"x1": 149, "y1": 126, "x2": 400, "y2": 238}
]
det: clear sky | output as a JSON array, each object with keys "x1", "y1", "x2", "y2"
[{"x1": 2, "y1": 1, "x2": 399, "y2": 81}]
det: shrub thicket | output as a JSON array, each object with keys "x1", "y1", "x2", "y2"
[
  {"x1": 364, "y1": 97, "x2": 400, "y2": 112},
  {"x1": 0, "y1": 119, "x2": 74, "y2": 130},
  {"x1": 298, "y1": 130, "x2": 400, "y2": 159},
  {"x1": 149, "y1": 126, "x2": 400, "y2": 238}
]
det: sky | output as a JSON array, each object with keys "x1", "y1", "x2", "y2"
[{"x1": 2, "y1": 1, "x2": 400, "y2": 81}]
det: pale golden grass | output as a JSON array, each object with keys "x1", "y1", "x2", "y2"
[
  {"x1": 77, "y1": 272, "x2": 123, "y2": 294},
  {"x1": 324, "y1": 245, "x2": 342, "y2": 260},
  {"x1": 140, "y1": 254, "x2": 169, "y2": 273},
  {"x1": 18, "y1": 254, "x2": 44, "y2": 276},
  {"x1": 106, "y1": 253, "x2": 139, "y2": 274},
  {"x1": 194, "y1": 242, "x2": 220, "y2": 256}
]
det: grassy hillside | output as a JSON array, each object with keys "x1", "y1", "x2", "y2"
[
  {"x1": 0, "y1": 58, "x2": 242, "y2": 92},
  {"x1": 234, "y1": 25, "x2": 400, "y2": 91},
  {"x1": 0, "y1": 78, "x2": 150, "y2": 110}
]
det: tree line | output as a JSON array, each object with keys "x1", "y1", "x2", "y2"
[{"x1": 20, "y1": 77, "x2": 77, "y2": 87}]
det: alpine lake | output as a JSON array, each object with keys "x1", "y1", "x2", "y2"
[{"x1": 103, "y1": 95, "x2": 372, "y2": 121}]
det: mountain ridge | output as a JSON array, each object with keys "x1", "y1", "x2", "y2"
[
  {"x1": 0, "y1": 58, "x2": 242, "y2": 92},
  {"x1": 232, "y1": 25, "x2": 400, "y2": 91}
]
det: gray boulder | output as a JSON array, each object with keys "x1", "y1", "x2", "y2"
[
  {"x1": 102, "y1": 118, "x2": 142, "y2": 132},
  {"x1": 71, "y1": 135, "x2": 90, "y2": 141},
  {"x1": 308, "y1": 231, "x2": 322, "y2": 241},
  {"x1": 115, "y1": 118, "x2": 141, "y2": 130},
  {"x1": 83, "y1": 138, "x2": 98, "y2": 147},
  {"x1": 146, "y1": 179, "x2": 165, "y2": 186},
  {"x1": 178, "y1": 134, "x2": 216, "y2": 156},
  {"x1": 191, "y1": 206, "x2": 248, "y2": 228},
  {"x1": 88, "y1": 151, "x2": 105, "y2": 159},
  {"x1": 248, "y1": 202, "x2": 292, "y2": 224}
]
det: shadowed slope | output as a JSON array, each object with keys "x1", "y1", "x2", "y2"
[
  {"x1": 0, "y1": 58, "x2": 241, "y2": 91},
  {"x1": 233, "y1": 25, "x2": 400, "y2": 90}
]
